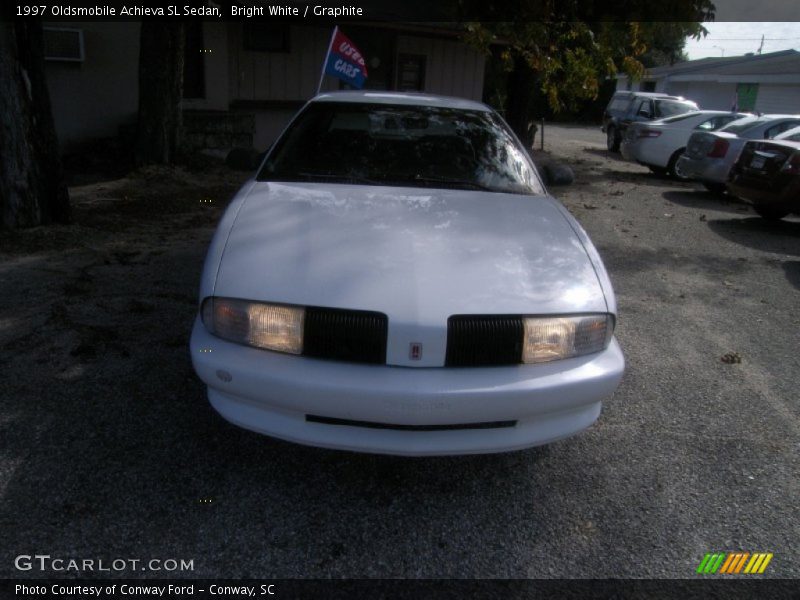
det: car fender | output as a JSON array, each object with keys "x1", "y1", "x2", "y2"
[{"x1": 197, "y1": 180, "x2": 257, "y2": 302}]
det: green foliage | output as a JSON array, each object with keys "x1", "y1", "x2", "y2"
[{"x1": 463, "y1": 12, "x2": 711, "y2": 114}]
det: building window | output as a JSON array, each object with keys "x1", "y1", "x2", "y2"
[
  {"x1": 397, "y1": 54, "x2": 426, "y2": 92},
  {"x1": 43, "y1": 27, "x2": 84, "y2": 62},
  {"x1": 243, "y1": 23, "x2": 290, "y2": 52},
  {"x1": 641, "y1": 80, "x2": 656, "y2": 92}
]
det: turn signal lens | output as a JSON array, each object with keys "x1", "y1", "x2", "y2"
[
  {"x1": 201, "y1": 297, "x2": 304, "y2": 354},
  {"x1": 522, "y1": 315, "x2": 612, "y2": 364}
]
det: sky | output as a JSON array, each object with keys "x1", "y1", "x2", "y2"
[{"x1": 684, "y1": 22, "x2": 800, "y2": 59}]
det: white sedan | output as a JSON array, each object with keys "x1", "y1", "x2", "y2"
[
  {"x1": 190, "y1": 91, "x2": 624, "y2": 456},
  {"x1": 621, "y1": 110, "x2": 747, "y2": 179}
]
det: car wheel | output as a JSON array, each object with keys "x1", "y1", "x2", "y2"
[
  {"x1": 668, "y1": 149, "x2": 691, "y2": 182},
  {"x1": 606, "y1": 127, "x2": 620, "y2": 152},
  {"x1": 753, "y1": 205, "x2": 791, "y2": 221},
  {"x1": 702, "y1": 182, "x2": 727, "y2": 195}
]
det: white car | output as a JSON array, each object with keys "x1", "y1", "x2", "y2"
[
  {"x1": 190, "y1": 91, "x2": 624, "y2": 456},
  {"x1": 621, "y1": 110, "x2": 747, "y2": 179}
]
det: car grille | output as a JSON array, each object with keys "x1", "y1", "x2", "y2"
[
  {"x1": 445, "y1": 315, "x2": 524, "y2": 367},
  {"x1": 303, "y1": 307, "x2": 388, "y2": 365},
  {"x1": 306, "y1": 415, "x2": 517, "y2": 431}
]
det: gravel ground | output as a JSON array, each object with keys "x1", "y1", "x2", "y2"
[{"x1": 1, "y1": 127, "x2": 798, "y2": 579}]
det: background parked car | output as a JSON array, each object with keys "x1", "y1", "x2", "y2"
[
  {"x1": 602, "y1": 91, "x2": 699, "y2": 152},
  {"x1": 676, "y1": 115, "x2": 800, "y2": 193},
  {"x1": 727, "y1": 135, "x2": 800, "y2": 220},
  {"x1": 621, "y1": 110, "x2": 747, "y2": 180}
]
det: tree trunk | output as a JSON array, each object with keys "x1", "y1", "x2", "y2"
[
  {"x1": 505, "y1": 55, "x2": 537, "y2": 149},
  {"x1": 135, "y1": 21, "x2": 185, "y2": 166},
  {"x1": 0, "y1": 19, "x2": 70, "y2": 229}
]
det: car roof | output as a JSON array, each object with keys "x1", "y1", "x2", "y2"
[
  {"x1": 311, "y1": 91, "x2": 492, "y2": 112},
  {"x1": 613, "y1": 91, "x2": 670, "y2": 98},
  {"x1": 750, "y1": 114, "x2": 800, "y2": 120},
  {"x1": 747, "y1": 138, "x2": 800, "y2": 150},
  {"x1": 664, "y1": 110, "x2": 740, "y2": 117},
  {"x1": 727, "y1": 114, "x2": 800, "y2": 126}
]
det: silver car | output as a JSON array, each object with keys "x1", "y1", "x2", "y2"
[{"x1": 676, "y1": 115, "x2": 800, "y2": 193}]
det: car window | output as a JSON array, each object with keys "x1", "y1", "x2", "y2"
[
  {"x1": 258, "y1": 102, "x2": 544, "y2": 195},
  {"x1": 765, "y1": 120, "x2": 800, "y2": 139},
  {"x1": 654, "y1": 100, "x2": 696, "y2": 118},
  {"x1": 634, "y1": 99, "x2": 652, "y2": 117}
]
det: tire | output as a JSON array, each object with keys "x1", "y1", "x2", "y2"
[
  {"x1": 702, "y1": 182, "x2": 727, "y2": 195},
  {"x1": 668, "y1": 148, "x2": 691, "y2": 182},
  {"x1": 753, "y1": 205, "x2": 791, "y2": 221},
  {"x1": 606, "y1": 126, "x2": 620, "y2": 152}
]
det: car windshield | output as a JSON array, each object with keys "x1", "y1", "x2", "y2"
[
  {"x1": 655, "y1": 100, "x2": 696, "y2": 118},
  {"x1": 258, "y1": 102, "x2": 543, "y2": 195}
]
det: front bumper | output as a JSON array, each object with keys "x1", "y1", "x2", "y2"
[{"x1": 190, "y1": 318, "x2": 625, "y2": 456}]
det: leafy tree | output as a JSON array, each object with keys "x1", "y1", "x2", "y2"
[
  {"x1": 462, "y1": 7, "x2": 713, "y2": 145},
  {"x1": 639, "y1": 22, "x2": 696, "y2": 67}
]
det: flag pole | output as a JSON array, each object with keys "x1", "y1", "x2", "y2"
[{"x1": 316, "y1": 26, "x2": 338, "y2": 96}]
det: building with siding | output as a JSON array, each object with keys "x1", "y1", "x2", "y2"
[
  {"x1": 615, "y1": 49, "x2": 800, "y2": 114},
  {"x1": 42, "y1": 21, "x2": 487, "y2": 154}
]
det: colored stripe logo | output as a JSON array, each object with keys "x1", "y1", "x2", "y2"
[{"x1": 696, "y1": 552, "x2": 773, "y2": 574}]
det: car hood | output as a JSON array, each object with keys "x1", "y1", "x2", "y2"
[{"x1": 214, "y1": 182, "x2": 608, "y2": 364}]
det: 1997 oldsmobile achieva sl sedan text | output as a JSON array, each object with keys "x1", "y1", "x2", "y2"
[{"x1": 190, "y1": 92, "x2": 624, "y2": 456}]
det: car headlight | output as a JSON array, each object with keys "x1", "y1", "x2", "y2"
[
  {"x1": 201, "y1": 297, "x2": 304, "y2": 354},
  {"x1": 522, "y1": 314, "x2": 613, "y2": 364}
]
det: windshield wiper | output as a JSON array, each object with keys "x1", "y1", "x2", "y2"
[
  {"x1": 409, "y1": 174, "x2": 493, "y2": 191},
  {"x1": 297, "y1": 171, "x2": 381, "y2": 185}
]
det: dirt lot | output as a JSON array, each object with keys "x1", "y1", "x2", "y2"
[{"x1": 1, "y1": 126, "x2": 798, "y2": 579}]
